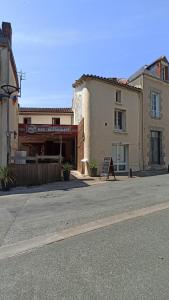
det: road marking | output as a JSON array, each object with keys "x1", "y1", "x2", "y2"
[{"x1": 1, "y1": 201, "x2": 169, "y2": 260}]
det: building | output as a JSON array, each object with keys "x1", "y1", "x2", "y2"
[
  {"x1": 17, "y1": 55, "x2": 169, "y2": 176},
  {"x1": 19, "y1": 107, "x2": 77, "y2": 165},
  {"x1": 129, "y1": 56, "x2": 169, "y2": 170},
  {"x1": 0, "y1": 22, "x2": 19, "y2": 166},
  {"x1": 72, "y1": 75, "x2": 142, "y2": 175}
]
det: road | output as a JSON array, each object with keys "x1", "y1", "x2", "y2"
[{"x1": 0, "y1": 175, "x2": 169, "y2": 299}]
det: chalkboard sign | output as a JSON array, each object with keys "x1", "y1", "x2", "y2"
[{"x1": 100, "y1": 157, "x2": 115, "y2": 179}]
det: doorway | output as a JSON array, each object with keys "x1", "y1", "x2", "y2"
[
  {"x1": 151, "y1": 131, "x2": 161, "y2": 164},
  {"x1": 112, "y1": 144, "x2": 129, "y2": 172}
]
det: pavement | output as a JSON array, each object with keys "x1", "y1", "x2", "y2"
[{"x1": 0, "y1": 174, "x2": 169, "y2": 299}]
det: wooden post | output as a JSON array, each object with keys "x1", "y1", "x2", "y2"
[
  {"x1": 74, "y1": 136, "x2": 77, "y2": 169},
  {"x1": 59, "y1": 135, "x2": 62, "y2": 164}
]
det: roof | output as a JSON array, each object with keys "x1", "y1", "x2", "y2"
[
  {"x1": 128, "y1": 66, "x2": 147, "y2": 82},
  {"x1": 147, "y1": 55, "x2": 168, "y2": 69},
  {"x1": 128, "y1": 56, "x2": 169, "y2": 82},
  {"x1": 72, "y1": 74, "x2": 141, "y2": 92},
  {"x1": 19, "y1": 107, "x2": 73, "y2": 114}
]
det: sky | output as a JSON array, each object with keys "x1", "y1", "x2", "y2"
[{"x1": 1, "y1": 0, "x2": 169, "y2": 108}]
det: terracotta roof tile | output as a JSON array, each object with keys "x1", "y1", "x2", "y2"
[
  {"x1": 19, "y1": 107, "x2": 73, "y2": 113},
  {"x1": 72, "y1": 74, "x2": 141, "y2": 92}
]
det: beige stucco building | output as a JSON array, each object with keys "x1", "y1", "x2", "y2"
[
  {"x1": 129, "y1": 56, "x2": 169, "y2": 171},
  {"x1": 0, "y1": 22, "x2": 19, "y2": 166},
  {"x1": 72, "y1": 75, "x2": 142, "y2": 175},
  {"x1": 19, "y1": 107, "x2": 73, "y2": 125}
]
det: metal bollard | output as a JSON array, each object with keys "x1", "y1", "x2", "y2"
[
  {"x1": 129, "y1": 168, "x2": 133, "y2": 178},
  {"x1": 168, "y1": 165, "x2": 169, "y2": 173}
]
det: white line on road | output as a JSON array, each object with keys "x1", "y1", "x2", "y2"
[{"x1": 1, "y1": 201, "x2": 169, "y2": 260}]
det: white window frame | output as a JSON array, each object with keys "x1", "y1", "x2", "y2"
[
  {"x1": 115, "y1": 90, "x2": 121, "y2": 103},
  {"x1": 112, "y1": 144, "x2": 129, "y2": 172},
  {"x1": 151, "y1": 91, "x2": 160, "y2": 118},
  {"x1": 114, "y1": 109, "x2": 126, "y2": 131}
]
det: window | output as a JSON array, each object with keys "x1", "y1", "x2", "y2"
[
  {"x1": 23, "y1": 117, "x2": 31, "y2": 124},
  {"x1": 161, "y1": 65, "x2": 168, "y2": 81},
  {"x1": 52, "y1": 118, "x2": 60, "y2": 125},
  {"x1": 151, "y1": 131, "x2": 161, "y2": 164},
  {"x1": 114, "y1": 110, "x2": 126, "y2": 131},
  {"x1": 115, "y1": 90, "x2": 121, "y2": 103},
  {"x1": 151, "y1": 91, "x2": 160, "y2": 118},
  {"x1": 112, "y1": 144, "x2": 128, "y2": 172}
]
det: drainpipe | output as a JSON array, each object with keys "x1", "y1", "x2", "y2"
[
  {"x1": 83, "y1": 87, "x2": 91, "y2": 175},
  {"x1": 141, "y1": 80, "x2": 144, "y2": 171},
  {"x1": 6, "y1": 49, "x2": 10, "y2": 165}
]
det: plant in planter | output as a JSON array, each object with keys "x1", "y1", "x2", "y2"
[
  {"x1": 89, "y1": 160, "x2": 98, "y2": 177},
  {"x1": 0, "y1": 166, "x2": 15, "y2": 191},
  {"x1": 62, "y1": 163, "x2": 72, "y2": 181}
]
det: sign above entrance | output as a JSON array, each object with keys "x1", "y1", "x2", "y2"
[
  {"x1": 27, "y1": 125, "x2": 71, "y2": 134},
  {"x1": 19, "y1": 124, "x2": 78, "y2": 136}
]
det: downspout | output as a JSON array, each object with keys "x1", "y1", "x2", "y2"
[
  {"x1": 142, "y1": 77, "x2": 144, "y2": 170},
  {"x1": 6, "y1": 48, "x2": 10, "y2": 165}
]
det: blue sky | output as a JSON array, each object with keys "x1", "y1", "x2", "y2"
[{"x1": 1, "y1": 0, "x2": 169, "y2": 107}]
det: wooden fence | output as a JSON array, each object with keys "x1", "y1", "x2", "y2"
[{"x1": 10, "y1": 163, "x2": 61, "y2": 186}]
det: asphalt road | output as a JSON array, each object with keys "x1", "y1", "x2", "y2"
[
  {"x1": 1, "y1": 175, "x2": 169, "y2": 299},
  {"x1": 1, "y1": 208, "x2": 169, "y2": 299},
  {"x1": 0, "y1": 174, "x2": 169, "y2": 246}
]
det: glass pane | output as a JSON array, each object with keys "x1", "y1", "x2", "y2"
[
  {"x1": 118, "y1": 145, "x2": 125, "y2": 163},
  {"x1": 119, "y1": 165, "x2": 126, "y2": 171},
  {"x1": 112, "y1": 145, "x2": 117, "y2": 163}
]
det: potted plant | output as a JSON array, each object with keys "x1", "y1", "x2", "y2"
[
  {"x1": 62, "y1": 163, "x2": 72, "y2": 181},
  {"x1": 0, "y1": 166, "x2": 14, "y2": 191},
  {"x1": 89, "y1": 160, "x2": 98, "y2": 177}
]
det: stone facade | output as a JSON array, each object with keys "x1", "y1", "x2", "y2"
[{"x1": 129, "y1": 56, "x2": 169, "y2": 170}]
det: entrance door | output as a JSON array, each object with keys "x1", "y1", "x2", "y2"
[
  {"x1": 151, "y1": 131, "x2": 161, "y2": 164},
  {"x1": 112, "y1": 144, "x2": 128, "y2": 172}
]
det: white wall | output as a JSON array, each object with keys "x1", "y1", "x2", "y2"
[{"x1": 19, "y1": 114, "x2": 73, "y2": 125}]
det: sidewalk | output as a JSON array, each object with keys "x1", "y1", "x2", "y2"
[
  {"x1": 71, "y1": 170, "x2": 133, "y2": 183},
  {"x1": 0, "y1": 170, "x2": 134, "y2": 196}
]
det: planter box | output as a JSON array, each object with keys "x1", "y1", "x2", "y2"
[
  {"x1": 63, "y1": 170, "x2": 70, "y2": 181},
  {"x1": 90, "y1": 167, "x2": 97, "y2": 177}
]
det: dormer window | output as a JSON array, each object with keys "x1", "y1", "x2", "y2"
[{"x1": 161, "y1": 65, "x2": 168, "y2": 81}]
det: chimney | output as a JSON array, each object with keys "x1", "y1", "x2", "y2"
[{"x1": 2, "y1": 22, "x2": 12, "y2": 47}]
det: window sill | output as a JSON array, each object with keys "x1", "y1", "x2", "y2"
[
  {"x1": 151, "y1": 116, "x2": 161, "y2": 120},
  {"x1": 114, "y1": 129, "x2": 128, "y2": 134},
  {"x1": 115, "y1": 101, "x2": 122, "y2": 105}
]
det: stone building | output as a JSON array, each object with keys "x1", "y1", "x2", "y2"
[{"x1": 129, "y1": 56, "x2": 169, "y2": 170}]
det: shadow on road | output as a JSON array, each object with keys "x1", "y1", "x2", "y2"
[{"x1": 0, "y1": 179, "x2": 90, "y2": 196}]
